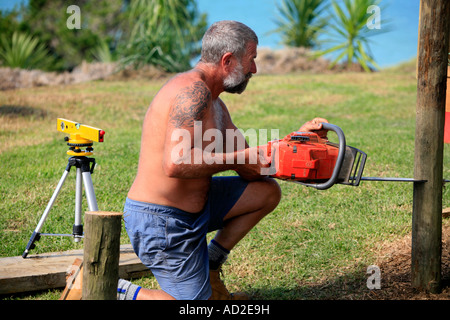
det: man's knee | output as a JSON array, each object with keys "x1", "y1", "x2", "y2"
[
  {"x1": 254, "y1": 177, "x2": 281, "y2": 213},
  {"x1": 265, "y1": 177, "x2": 282, "y2": 210},
  {"x1": 227, "y1": 177, "x2": 281, "y2": 220}
]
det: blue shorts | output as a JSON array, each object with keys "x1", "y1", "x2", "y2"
[{"x1": 123, "y1": 176, "x2": 249, "y2": 300}]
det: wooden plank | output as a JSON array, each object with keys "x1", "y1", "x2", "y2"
[
  {"x1": 443, "y1": 208, "x2": 450, "y2": 219},
  {"x1": 59, "y1": 258, "x2": 83, "y2": 300},
  {"x1": 0, "y1": 244, "x2": 151, "y2": 295}
]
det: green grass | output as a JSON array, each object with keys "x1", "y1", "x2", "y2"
[{"x1": 1, "y1": 68, "x2": 449, "y2": 300}]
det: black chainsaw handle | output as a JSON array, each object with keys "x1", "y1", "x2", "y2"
[{"x1": 295, "y1": 123, "x2": 346, "y2": 190}]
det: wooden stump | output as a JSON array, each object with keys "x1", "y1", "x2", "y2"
[{"x1": 82, "y1": 211, "x2": 123, "y2": 300}]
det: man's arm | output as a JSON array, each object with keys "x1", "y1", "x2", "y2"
[
  {"x1": 168, "y1": 81, "x2": 210, "y2": 129},
  {"x1": 162, "y1": 81, "x2": 267, "y2": 179}
]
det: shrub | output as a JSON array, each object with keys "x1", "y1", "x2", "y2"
[{"x1": 0, "y1": 31, "x2": 54, "y2": 70}]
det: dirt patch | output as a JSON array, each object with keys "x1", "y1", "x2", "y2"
[
  {"x1": 255, "y1": 47, "x2": 368, "y2": 75},
  {"x1": 0, "y1": 61, "x2": 118, "y2": 90},
  {"x1": 103, "y1": 64, "x2": 169, "y2": 81},
  {"x1": 0, "y1": 62, "x2": 169, "y2": 91},
  {"x1": 290, "y1": 219, "x2": 450, "y2": 300},
  {"x1": 0, "y1": 105, "x2": 48, "y2": 119},
  {"x1": 366, "y1": 220, "x2": 450, "y2": 300},
  {"x1": 0, "y1": 47, "x2": 371, "y2": 91}
]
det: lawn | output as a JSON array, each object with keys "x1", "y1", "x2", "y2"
[{"x1": 1, "y1": 66, "x2": 449, "y2": 300}]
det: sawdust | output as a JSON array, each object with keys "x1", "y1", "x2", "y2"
[
  {"x1": 365, "y1": 219, "x2": 450, "y2": 300},
  {"x1": 287, "y1": 219, "x2": 450, "y2": 300}
]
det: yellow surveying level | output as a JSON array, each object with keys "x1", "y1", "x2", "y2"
[
  {"x1": 22, "y1": 118, "x2": 105, "y2": 258},
  {"x1": 57, "y1": 118, "x2": 105, "y2": 156}
]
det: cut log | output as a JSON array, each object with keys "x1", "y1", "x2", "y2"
[{"x1": 82, "y1": 211, "x2": 122, "y2": 300}]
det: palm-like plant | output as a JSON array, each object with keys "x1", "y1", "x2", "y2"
[
  {"x1": 120, "y1": 0, "x2": 207, "y2": 72},
  {"x1": 90, "y1": 38, "x2": 115, "y2": 63},
  {"x1": 316, "y1": 0, "x2": 388, "y2": 71},
  {"x1": 273, "y1": 0, "x2": 328, "y2": 48},
  {"x1": 0, "y1": 31, "x2": 53, "y2": 70}
]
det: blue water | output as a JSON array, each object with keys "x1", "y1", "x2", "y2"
[{"x1": 1, "y1": 0, "x2": 421, "y2": 68}]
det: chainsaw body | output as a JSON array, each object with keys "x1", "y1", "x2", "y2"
[{"x1": 264, "y1": 123, "x2": 367, "y2": 190}]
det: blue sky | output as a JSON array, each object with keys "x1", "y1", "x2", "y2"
[
  {"x1": 196, "y1": 0, "x2": 420, "y2": 67},
  {"x1": 1, "y1": 0, "x2": 421, "y2": 67}
]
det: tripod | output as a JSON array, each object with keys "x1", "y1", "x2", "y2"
[{"x1": 22, "y1": 156, "x2": 98, "y2": 258}]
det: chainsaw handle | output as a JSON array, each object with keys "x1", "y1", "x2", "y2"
[{"x1": 295, "y1": 123, "x2": 346, "y2": 190}]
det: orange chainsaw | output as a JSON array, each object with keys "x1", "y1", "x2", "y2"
[
  {"x1": 262, "y1": 123, "x2": 367, "y2": 190},
  {"x1": 261, "y1": 123, "x2": 448, "y2": 189}
]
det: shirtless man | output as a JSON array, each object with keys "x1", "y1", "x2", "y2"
[{"x1": 119, "y1": 20, "x2": 327, "y2": 300}]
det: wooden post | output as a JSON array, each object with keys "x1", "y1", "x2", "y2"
[
  {"x1": 412, "y1": 0, "x2": 450, "y2": 293},
  {"x1": 82, "y1": 211, "x2": 123, "y2": 300}
]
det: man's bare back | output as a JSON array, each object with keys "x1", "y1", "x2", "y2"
[{"x1": 128, "y1": 70, "x2": 245, "y2": 213}]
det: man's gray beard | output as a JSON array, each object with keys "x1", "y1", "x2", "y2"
[{"x1": 223, "y1": 63, "x2": 252, "y2": 94}]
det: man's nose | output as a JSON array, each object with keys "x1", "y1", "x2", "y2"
[{"x1": 251, "y1": 61, "x2": 257, "y2": 74}]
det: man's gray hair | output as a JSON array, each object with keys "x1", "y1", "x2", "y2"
[{"x1": 200, "y1": 20, "x2": 258, "y2": 64}]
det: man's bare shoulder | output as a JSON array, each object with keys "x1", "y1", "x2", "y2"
[
  {"x1": 163, "y1": 71, "x2": 212, "y2": 128},
  {"x1": 161, "y1": 71, "x2": 208, "y2": 95}
]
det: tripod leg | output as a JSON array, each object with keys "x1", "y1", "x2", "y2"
[
  {"x1": 73, "y1": 168, "x2": 83, "y2": 242},
  {"x1": 22, "y1": 169, "x2": 70, "y2": 258},
  {"x1": 82, "y1": 171, "x2": 98, "y2": 211}
]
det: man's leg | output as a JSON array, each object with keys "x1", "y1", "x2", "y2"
[
  {"x1": 122, "y1": 199, "x2": 212, "y2": 300},
  {"x1": 135, "y1": 288, "x2": 175, "y2": 300},
  {"x1": 208, "y1": 177, "x2": 281, "y2": 300},
  {"x1": 134, "y1": 288, "x2": 175, "y2": 300},
  {"x1": 117, "y1": 279, "x2": 175, "y2": 300},
  {"x1": 213, "y1": 177, "x2": 281, "y2": 251}
]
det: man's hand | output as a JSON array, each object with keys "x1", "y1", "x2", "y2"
[
  {"x1": 235, "y1": 146, "x2": 270, "y2": 181},
  {"x1": 298, "y1": 117, "x2": 329, "y2": 138}
]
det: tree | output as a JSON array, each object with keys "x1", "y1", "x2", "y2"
[
  {"x1": 16, "y1": 0, "x2": 125, "y2": 71},
  {"x1": 272, "y1": 0, "x2": 328, "y2": 48},
  {"x1": 315, "y1": 0, "x2": 389, "y2": 71},
  {"x1": 120, "y1": 0, "x2": 207, "y2": 72}
]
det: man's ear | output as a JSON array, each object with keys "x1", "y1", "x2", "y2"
[{"x1": 221, "y1": 52, "x2": 234, "y2": 71}]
